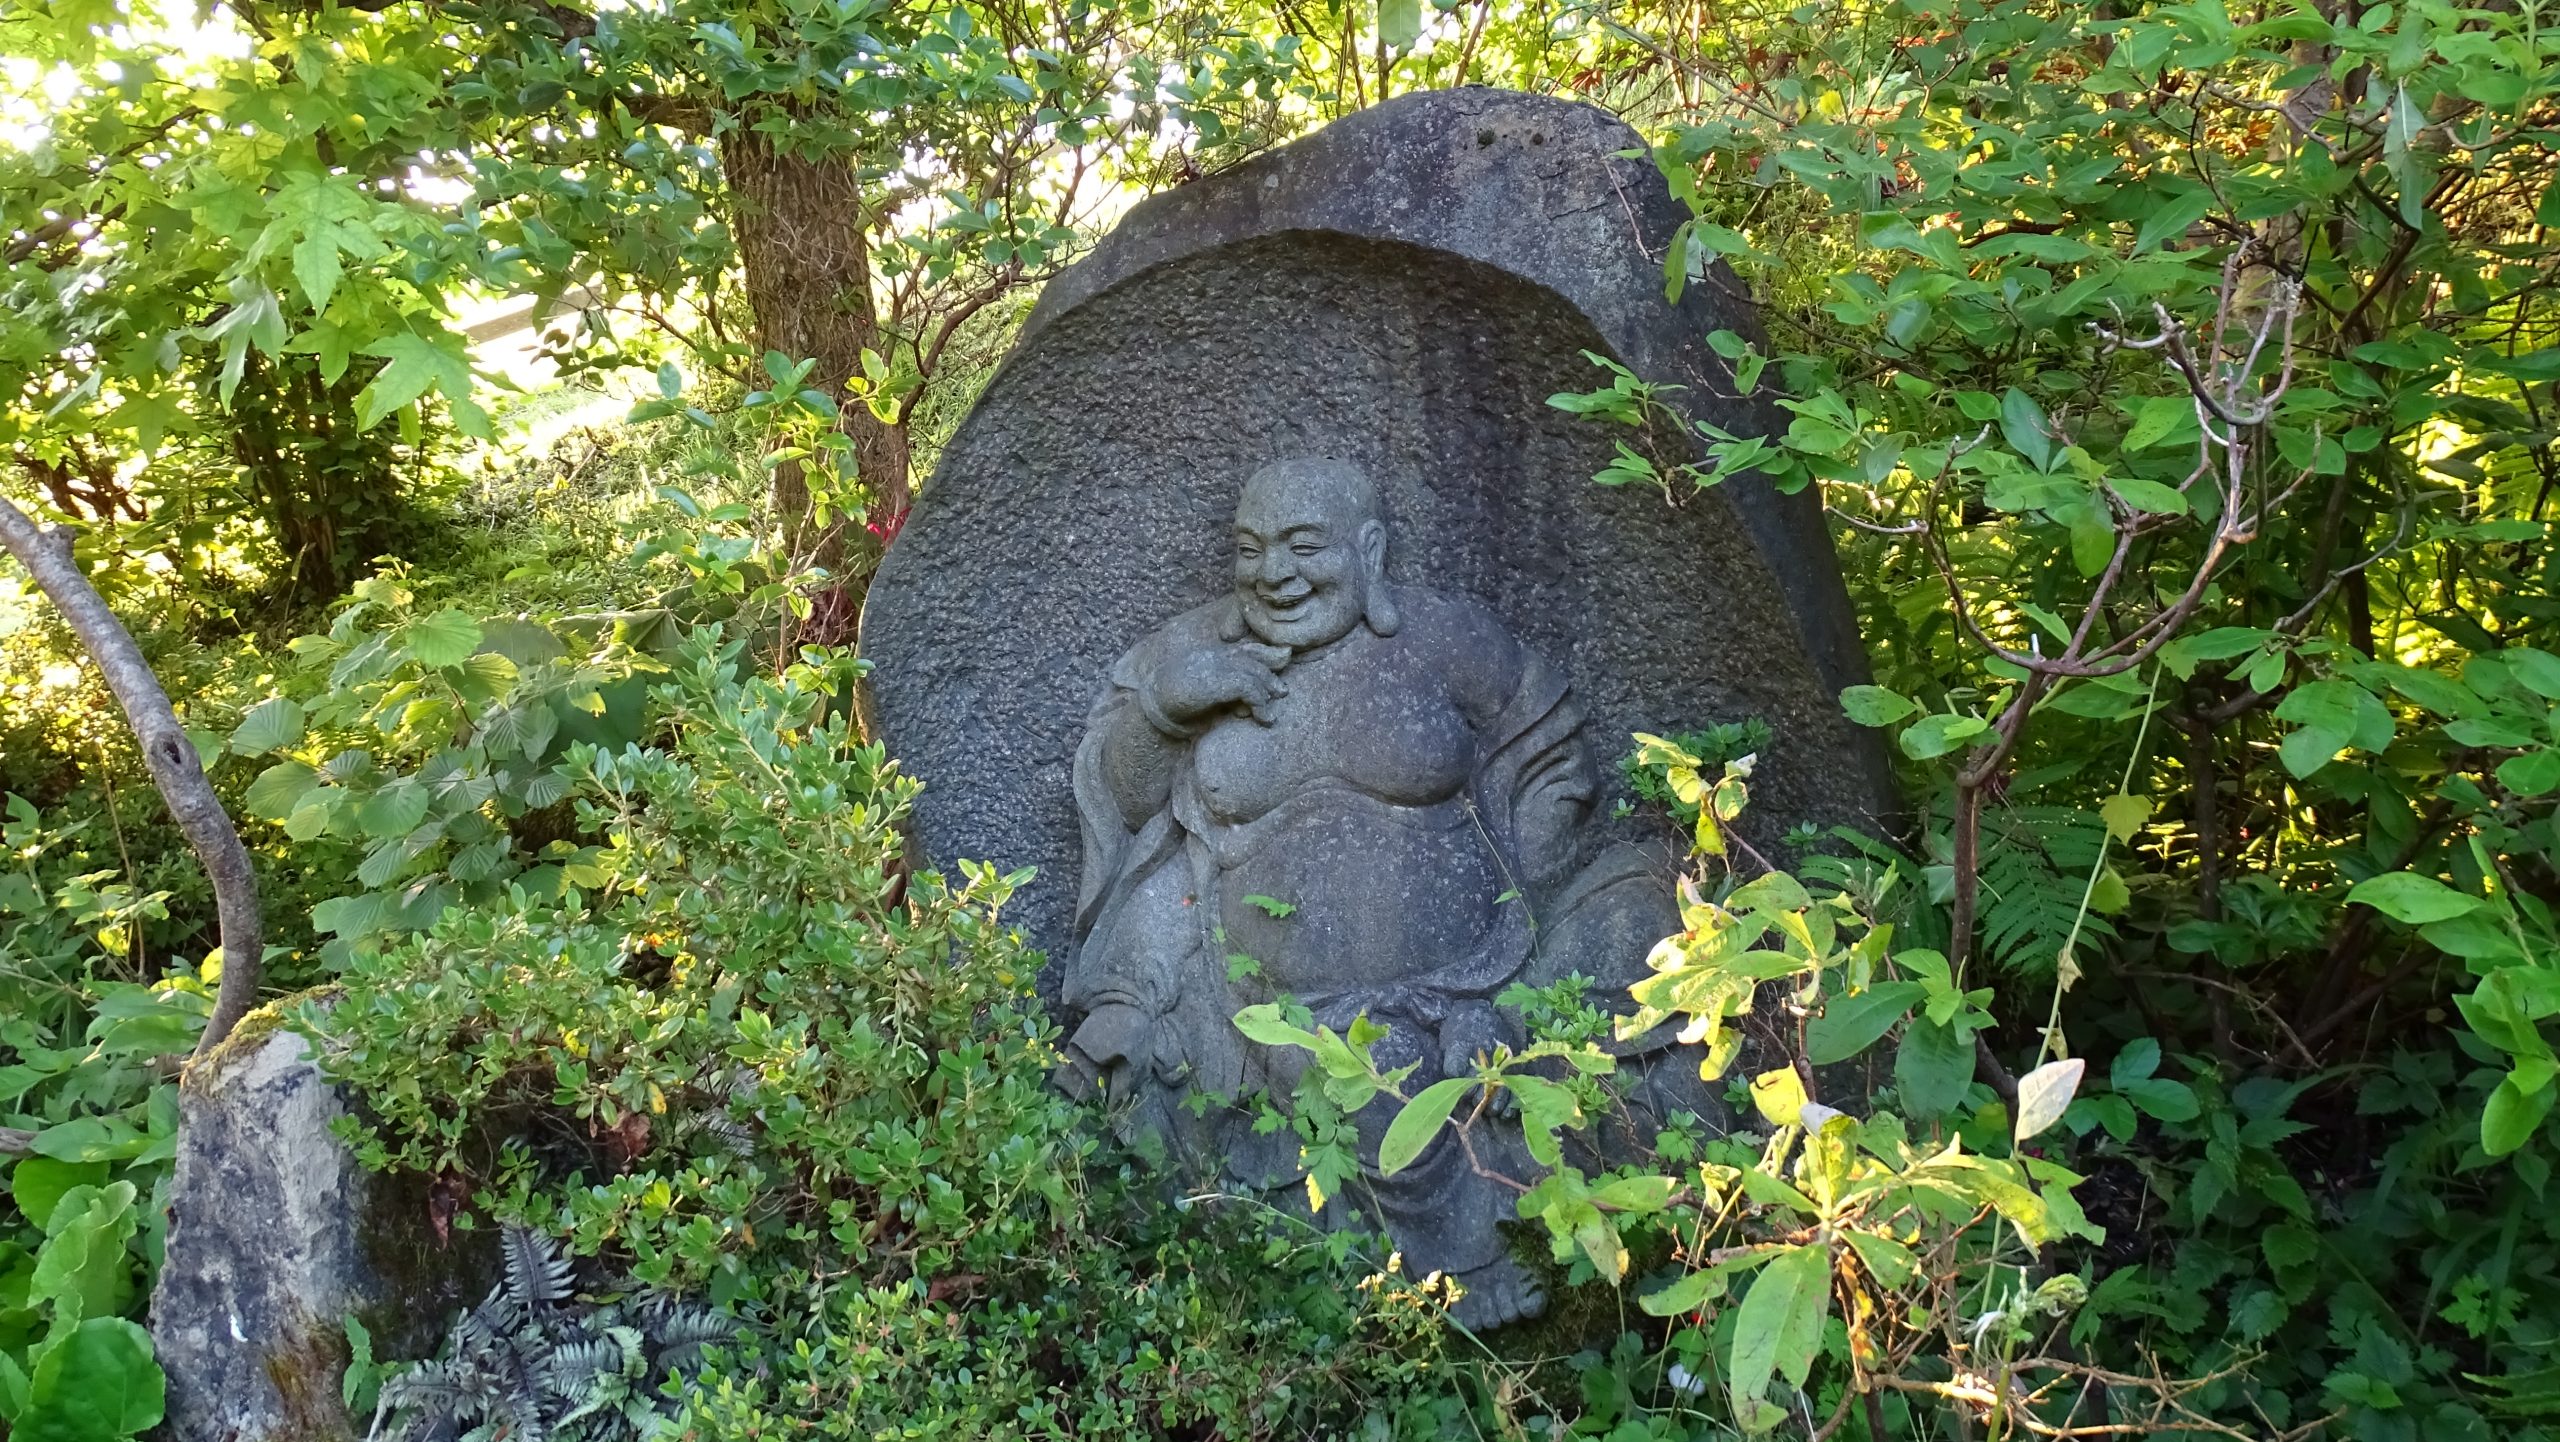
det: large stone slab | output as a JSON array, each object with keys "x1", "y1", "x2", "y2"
[{"x1": 862, "y1": 88, "x2": 1891, "y2": 964}]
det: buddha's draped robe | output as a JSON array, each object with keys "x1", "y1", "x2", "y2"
[{"x1": 1063, "y1": 585, "x2": 1675, "y2": 1281}]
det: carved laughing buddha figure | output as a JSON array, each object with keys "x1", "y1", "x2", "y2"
[{"x1": 1061, "y1": 458, "x2": 1677, "y2": 1329}]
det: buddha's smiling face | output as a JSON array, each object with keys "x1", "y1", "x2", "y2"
[{"x1": 1232, "y1": 463, "x2": 1384, "y2": 651}]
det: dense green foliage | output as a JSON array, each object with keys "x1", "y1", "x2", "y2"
[{"x1": 10, "y1": 0, "x2": 2560, "y2": 1437}]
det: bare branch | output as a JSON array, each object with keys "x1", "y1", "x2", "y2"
[{"x1": 0, "y1": 500, "x2": 263, "y2": 1057}]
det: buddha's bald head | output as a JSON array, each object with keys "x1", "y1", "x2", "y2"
[{"x1": 1229, "y1": 458, "x2": 1399, "y2": 649}]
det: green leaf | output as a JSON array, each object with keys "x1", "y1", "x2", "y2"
[
  {"x1": 2507, "y1": 648, "x2": 2560, "y2": 700},
  {"x1": 2348, "y1": 872, "x2": 2484, "y2": 925},
  {"x1": 1843, "y1": 1230, "x2": 1917, "y2": 1288},
  {"x1": 1728, "y1": 1244, "x2": 1830, "y2": 1432},
  {"x1": 353, "y1": 781, "x2": 432, "y2": 840},
  {"x1": 2100, "y1": 792, "x2": 2152, "y2": 843},
  {"x1": 1378, "y1": 0, "x2": 1421, "y2": 49},
  {"x1": 1840, "y1": 685, "x2": 1918, "y2": 726},
  {"x1": 15, "y1": 1318, "x2": 163, "y2": 1442},
  {"x1": 244, "y1": 760, "x2": 321, "y2": 820},
  {"x1": 2484, "y1": 1071, "x2": 2557, "y2": 1157},
  {"x1": 292, "y1": 228, "x2": 342, "y2": 315},
  {"x1": 1900, "y1": 712, "x2": 1990, "y2": 760},
  {"x1": 10, "y1": 1159, "x2": 107, "y2": 1233},
  {"x1": 399, "y1": 610, "x2": 483, "y2": 669},
  {"x1": 2499, "y1": 750, "x2": 2560, "y2": 797},
  {"x1": 229, "y1": 697, "x2": 305, "y2": 757},
  {"x1": 2107, "y1": 477, "x2": 2189, "y2": 515},
  {"x1": 1896, "y1": 1018, "x2": 1972, "y2": 1117},
  {"x1": 1806, "y1": 981, "x2": 1924, "y2": 1064},
  {"x1": 1639, "y1": 1266, "x2": 1725, "y2": 1317},
  {"x1": 1232, "y1": 1004, "x2": 1321, "y2": 1051},
  {"x1": 2121, "y1": 396, "x2": 2194, "y2": 452},
  {"x1": 2000, "y1": 387, "x2": 2054, "y2": 470},
  {"x1": 1591, "y1": 1174, "x2": 1677, "y2": 1213},
  {"x1": 1509, "y1": 1074, "x2": 1581, "y2": 1168},
  {"x1": 355, "y1": 331, "x2": 487, "y2": 438},
  {"x1": 1378, "y1": 1076, "x2": 1470, "y2": 1177},
  {"x1": 2133, "y1": 184, "x2": 2215, "y2": 252}
]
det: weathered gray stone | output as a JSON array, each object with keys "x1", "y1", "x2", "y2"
[
  {"x1": 152, "y1": 1020, "x2": 485, "y2": 1442},
  {"x1": 857, "y1": 87, "x2": 1893, "y2": 1325},
  {"x1": 862, "y1": 87, "x2": 1891, "y2": 965},
  {"x1": 1057, "y1": 457, "x2": 1689, "y2": 1327}
]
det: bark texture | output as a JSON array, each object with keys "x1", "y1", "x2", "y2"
[
  {"x1": 0, "y1": 499, "x2": 263, "y2": 1055},
  {"x1": 723, "y1": 130, "x2": 913, "y2": 558}
]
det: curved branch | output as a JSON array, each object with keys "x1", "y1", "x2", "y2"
[{"x1": 0, "y1": 500, "x2": 263, "y2": 1057}]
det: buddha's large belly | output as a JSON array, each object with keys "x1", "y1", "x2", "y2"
[{"x1": 1211, "y1": 786, "x2": 1503, "y2": 997}]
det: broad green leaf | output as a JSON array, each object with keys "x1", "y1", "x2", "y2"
[
  {"x1": 229, "y1": 697, "x2": 305, "y2": 757},
  {"x1": 1591, "y1": 1174, "x2": 1677, "y2": 1213},
  {"x1": 354, "y1": 781, "x2": 432, "y2": 841},
  {"x1": 2100, "y1": 792, "x2": 2152, "y2": 843},
  {"x1": 2121, "y1": 395, "x2": 2194, "y2": 451},
  {"x1": 1378, "y1": 0, "x2": 1421, "y2": 49},
  {"x1": 2484, "y1": 1071, "x2": 2558, "y2": 1156},
  {"x1": 355, "y1": 332, "x2": 488, "y2": 438},
  {"x1": 1843, "y1": 1230, "x2": 1917, "y2": 1287},
  {"x1": 2499, "y1": 750, "x2": 2560, "y2": 797},
  {"x1": 1509, "y1": 1074, "x2": 1581, "y2": 1168},
  {"x1": 1900, "y1": 712, "x2": 1990, "y2": 760},
  {"x1": 1377, "y1": 1076, "x2": 1469, "y2": 1177},
  {"x1": 2348, "y1": 872, "x2": 2484, "y2": 925},
  {"x1": 1728, "y1": 1243, "x2": 1830, "y2": 1431},
  {"x1": 1232, "y1": 1004, "x2": 1321, "y2": 1051},
  {"x1": 400, "y1": 610, "x2": 483, "y2": 669},
  {"x1": 9, "y1": 1159, "x2": 107, "y2": 1233},
  {"x1": 1806, "y1": 981, "x2": 1924, "y2": 1065},
  {"x1": 244, "y1": 760, "x2": 321, "y2": 820},
  {"x1": 2134, "y1": 184, "x2": 2214, "y2": 252},
  {"x1": 1896, "y1": 1018, "x2": 1972, "y2": 1118},
  {"x1": 2000, "y1": 387, "x2": 2054, "y2": 470},
  {"x1": 1840, "y1": 685, "x2": 1917, "y2": 726},
  {"x1": 2508, "y1": 648, "x2": 2560, "y2": 700},
  {"x1": 2107, "y1": 477, "x2": 2188, "y2": 515},
  {"x1": 15, "y1": 1318, "x2": 163, "y2": 1442}
]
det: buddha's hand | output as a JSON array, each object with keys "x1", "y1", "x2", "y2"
[{"x1": 1148, "y1": 639, "x2": 1293, "y2": 728}]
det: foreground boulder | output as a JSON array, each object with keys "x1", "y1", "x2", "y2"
[{"x1": 151, "y1": 1016, "x2": 484, "y2": 1442}]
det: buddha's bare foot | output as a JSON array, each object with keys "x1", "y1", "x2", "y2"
[{"x1": 1448, "y1": 1256, "x2": 1546, "y2": 1332}]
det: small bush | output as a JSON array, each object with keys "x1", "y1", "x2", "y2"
[{"x1": 303, "y1": 630, "x2": 1459, "y2": 1438}]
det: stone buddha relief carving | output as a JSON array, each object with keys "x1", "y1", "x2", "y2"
[{"x1": 1057, "y1": 457, "x2": 1695, "y2": 1329}]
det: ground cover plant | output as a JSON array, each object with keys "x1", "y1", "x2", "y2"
[{"x1": 6, "y1": 0, "x2": 2560, "y2": 1438}]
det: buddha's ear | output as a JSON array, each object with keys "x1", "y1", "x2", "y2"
[
  {"x1": 1358, "y1": 518, "x2": 1399, "y2": 636},
  {"x1": 1214, "y1": 594, "x2": 1247, "y2": 643},
  {"x1": 1367, "y1": 586, "x2": 1401, "y2": 637}
]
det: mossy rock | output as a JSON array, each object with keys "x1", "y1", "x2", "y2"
[{"x1": 150, "y1": 993, "x2": 493, "y2": 1442}]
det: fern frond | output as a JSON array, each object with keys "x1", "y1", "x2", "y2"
[{"x1": 500, "y1": 1227, "x2": 577, "y2": 1312}]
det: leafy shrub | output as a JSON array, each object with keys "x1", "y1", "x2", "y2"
[
  {"x1": 303, "y1": 628, "x2": 1459, "y2": 1437},
  {"x1": 0, "y1": 797, "x2": 209, "y2": 1440}
]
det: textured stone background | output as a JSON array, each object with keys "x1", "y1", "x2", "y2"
[{"x1": 861, "y1": 91, "x2": 1893, "y2": 972}]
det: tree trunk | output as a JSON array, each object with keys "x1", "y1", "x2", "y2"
[{"x1": 723, "y1": 132, "x2": 914, "y2": 563}]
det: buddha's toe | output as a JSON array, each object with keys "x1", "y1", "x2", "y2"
[{"x1": 1449, "y1": 1256, "x2": 1548, "y2": 1331}]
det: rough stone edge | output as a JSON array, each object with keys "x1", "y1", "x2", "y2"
[
  {"x1": 991, "y1": 86, "x2": 1895, "y2": 814},
  {"x1": 152, "y1": 993, "x2": 489, "y2": 1442}
]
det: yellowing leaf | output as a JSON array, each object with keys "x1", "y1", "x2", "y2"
[
  {"x1": 1750, "y1": 1065, "x2": 1809, "y2": 1127},
  {"x1": 2013, "y1": 1057, "x2": 2084, "y2": 1143}
]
